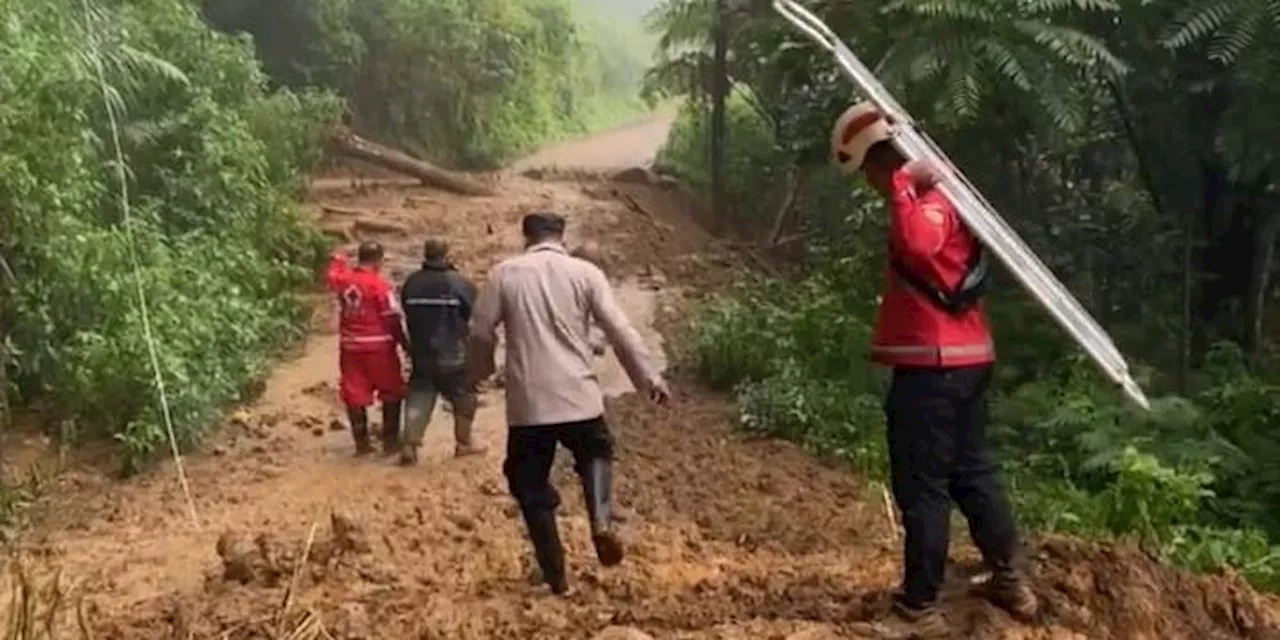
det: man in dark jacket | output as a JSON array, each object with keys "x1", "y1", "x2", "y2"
[{"x1": 398, "y1": 239, "x2": 488, "y2": 465}]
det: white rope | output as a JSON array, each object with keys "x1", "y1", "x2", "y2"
[{"x1": 79, "y1": 0, "x2": 200, "y2": 529}]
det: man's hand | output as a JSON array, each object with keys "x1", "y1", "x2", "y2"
[
  {"x1": 903, "y1": 159, "x2": 940, "y2": 188},
  {"x1": 646, "y1": 377, "x2": 671, "y2": 405}
]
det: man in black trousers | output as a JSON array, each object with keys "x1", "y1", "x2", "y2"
[{"x1": 467, "y1": 213, "x2": 670, "y2": 596}]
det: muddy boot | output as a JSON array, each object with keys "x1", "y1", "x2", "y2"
[
  {"x1": 348, "y1": 408, "x2": 372, "y2": 456},
  {"x1": 380, "y1": 399, "x2": 403, "y2": 455},
  {"x1": 398, "y1": 445, "x2": 418, "y2": 466},
  {"x1": 582, "y1": 459, "x2": 623, "y2": 567},
  {"x1": 453, "y1": 413, "x2": 487, "y2": 457},
  {"x1": 852, "y1": 598, "x2": 951, "y2": 640},
  {"x1": 985, "y1": 565, "x2": 1038, "y2": 622},
  {"x1": 522, "y1": 508, "x2": 570, "y2": 596}
]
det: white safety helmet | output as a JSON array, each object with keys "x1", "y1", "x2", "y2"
[{"x1": 830, "y1": 101, "x2": 893, "y2": 175}]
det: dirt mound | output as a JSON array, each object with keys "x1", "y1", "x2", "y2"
[
  {"x1": 76, "y1": 393, "x2": 1280, "y2": 639},
  {"x1": 1015, "y1": 537, "x2": 1280, "y2": 639}
]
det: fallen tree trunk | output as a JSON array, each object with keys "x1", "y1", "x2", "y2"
[{"x1": 327, "y1": 129, "x2": 494, "y2": 197}]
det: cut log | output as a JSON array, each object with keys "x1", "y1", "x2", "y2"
[
  {"x1": 327, "y1": 129, "x2": 494, "y2": 197},
  {"x1": 352, "y1": 218, "x2": 409, "y2": 236},
  {"x1": 321, "y1": 205, "x2": 367, "y2": 217}
]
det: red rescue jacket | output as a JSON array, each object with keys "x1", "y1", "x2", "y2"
[
  {"x1": 326, "y1": 254, "x2": 405, "y2": 353},
  {"x1": 870, "y1": 169, "x2": 995, "y2": 368}
]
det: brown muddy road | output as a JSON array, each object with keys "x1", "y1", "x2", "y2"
[{"x1": 8, "y1": 116, "x2": 1280, "y2": 640}]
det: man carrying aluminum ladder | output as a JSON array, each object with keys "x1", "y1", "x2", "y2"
[{"x1": 832, "y1": 103, "x2": 1038, "y2": 636}]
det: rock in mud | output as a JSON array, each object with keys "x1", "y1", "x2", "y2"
[
  {"x1": 215, "y1": 531, "x2": 256, "y2": 584},
  {"x1": 295, "y1": 415, "x2": 322, "y2": 430},
  {"x1": 230, "y1": 409, "x2": 253, "y2": 429},
  {"x1": 331, "y1": 510, "x2": 370, "y2": 553},
  {"x1": 591, "y1": 626, "x2": 654, "y2": 640}
]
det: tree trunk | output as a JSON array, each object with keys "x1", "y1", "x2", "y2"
[
  {"x1": 327, "y1": 128, "x2": 494, "y2": 197},
  {"x1": 709, "y1": 0, "x2": 729, "y2": 233},
  {"x1": 767, "y1": 167, "x2": 803, "y2": 246},
  {"x1": 0, "y1": 252, "x2": 11, "y2": 435},
  {"x1": 1244, "y1": 206, "x2": 1280, "y2": 355},
  {"x1": 1192, "y1": 164, "x2": 1274, "y2": 364}
]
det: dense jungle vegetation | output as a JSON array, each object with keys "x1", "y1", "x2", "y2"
[
  {"x1": 0, "y1": 0, "x2": 654, "y2": 475},
  {"x1": 652, "y1": 0, "x2": 1280, "y2": 589},
  {"x1": 201, "y1": 0, "x2": 656, "y2": 168}
]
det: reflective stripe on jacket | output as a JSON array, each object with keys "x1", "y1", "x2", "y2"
[
  {"x1": 400, "y1": 259, "x2": 476, "y2": 370},
  {"x1": 870, "y1": 169, "x2": 995, "y2": 368}
]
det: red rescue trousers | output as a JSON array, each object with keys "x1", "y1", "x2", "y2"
[{"x1": 339, "y1": 346, "x2": 406, "y2": 408}]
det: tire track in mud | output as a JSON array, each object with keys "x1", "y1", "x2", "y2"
[{"x1": 8, "y1": 117, "x2": 1280, "y2": 639}]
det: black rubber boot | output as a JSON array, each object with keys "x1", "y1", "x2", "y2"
[
  {"x1": 582, "y1": 458, "x2": 623, "y2": 567},
  {"x1": 381, "y1": 399, "x2": 402, "y2": 455},
  {"x1": 522, "y1": 508, "x2": 569, "y2": 595},
  {"x1": 348, "y1": 407, "x2": 372, "y2": 456}
]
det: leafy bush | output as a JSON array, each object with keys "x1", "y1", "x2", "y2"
[{"x1": 0, "y1": 0, "x2": 339, "y2": 471}]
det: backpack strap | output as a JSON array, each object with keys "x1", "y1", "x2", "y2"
[{"x1": 890, "y1": 244, "x2": 990, "y2": 316}]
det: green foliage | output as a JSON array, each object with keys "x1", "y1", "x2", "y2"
[
  {"x1": 657, "y1": 94, "x2": 788, "y2": 227},
  {"x1": 1, "y1": 0, "x2": 339, "y2": 471},
  {"x1": 205, "y1": 0, "x2": 652, "y2": 169},
  {"x1": 877, "y1": 0, "x2": 1128, "y2": 131},
  {"x1": 683, "y1": 255, "x2": 1280, "y2": 589}
]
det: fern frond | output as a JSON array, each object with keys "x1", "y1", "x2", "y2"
[
  {"x1": 944, "y1": 61, "x2": 984, "y2": 120},
  {"x1": 1207, "y1": 7, "x2": 1261, "y2": 65},
  {"x1": 890, "y1": 0, "x2": 1002, "y2": 25},
  {"x1": 1036, "y1": 75, "x2": 1086, "y2": 131},
  {"x1": 1022, "y1": 0, "x2": 1120, "y2": 13},
  {"x1": 1018, "y1": 22, "x2": 1129, "y2": 75},
  {"x1": 976, "y1": 39, "x2": 1033, "y2": 91},
  {"x1": 876, "y1": 31, "x2": 970, "y2": 84},
  {"x1": 1162, "y1": 2, "x2": 1244, "y2": 51}
]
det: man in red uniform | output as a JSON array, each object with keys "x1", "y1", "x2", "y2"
[
  {"x1": 831, "y1": 102, "x2": 1037, "y2": 636},
  {"x1": 326, "y1": 241, "x2": 408, "y2": 455}
]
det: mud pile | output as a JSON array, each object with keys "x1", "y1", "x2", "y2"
[{"x1": 83, "y1": 393, "x2": 1279, "y2": 640}]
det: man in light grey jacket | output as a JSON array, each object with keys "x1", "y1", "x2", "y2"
[{"x1": 467, "y1": 212, "x2": 669, "y2": 597}]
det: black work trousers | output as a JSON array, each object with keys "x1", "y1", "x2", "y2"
[
  {"x1": 884, "y1": 364, "x2": 1020, "y2": 609},
  {"x1": 503, "y1": 416, "x2": 614, "y2": 513}
]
